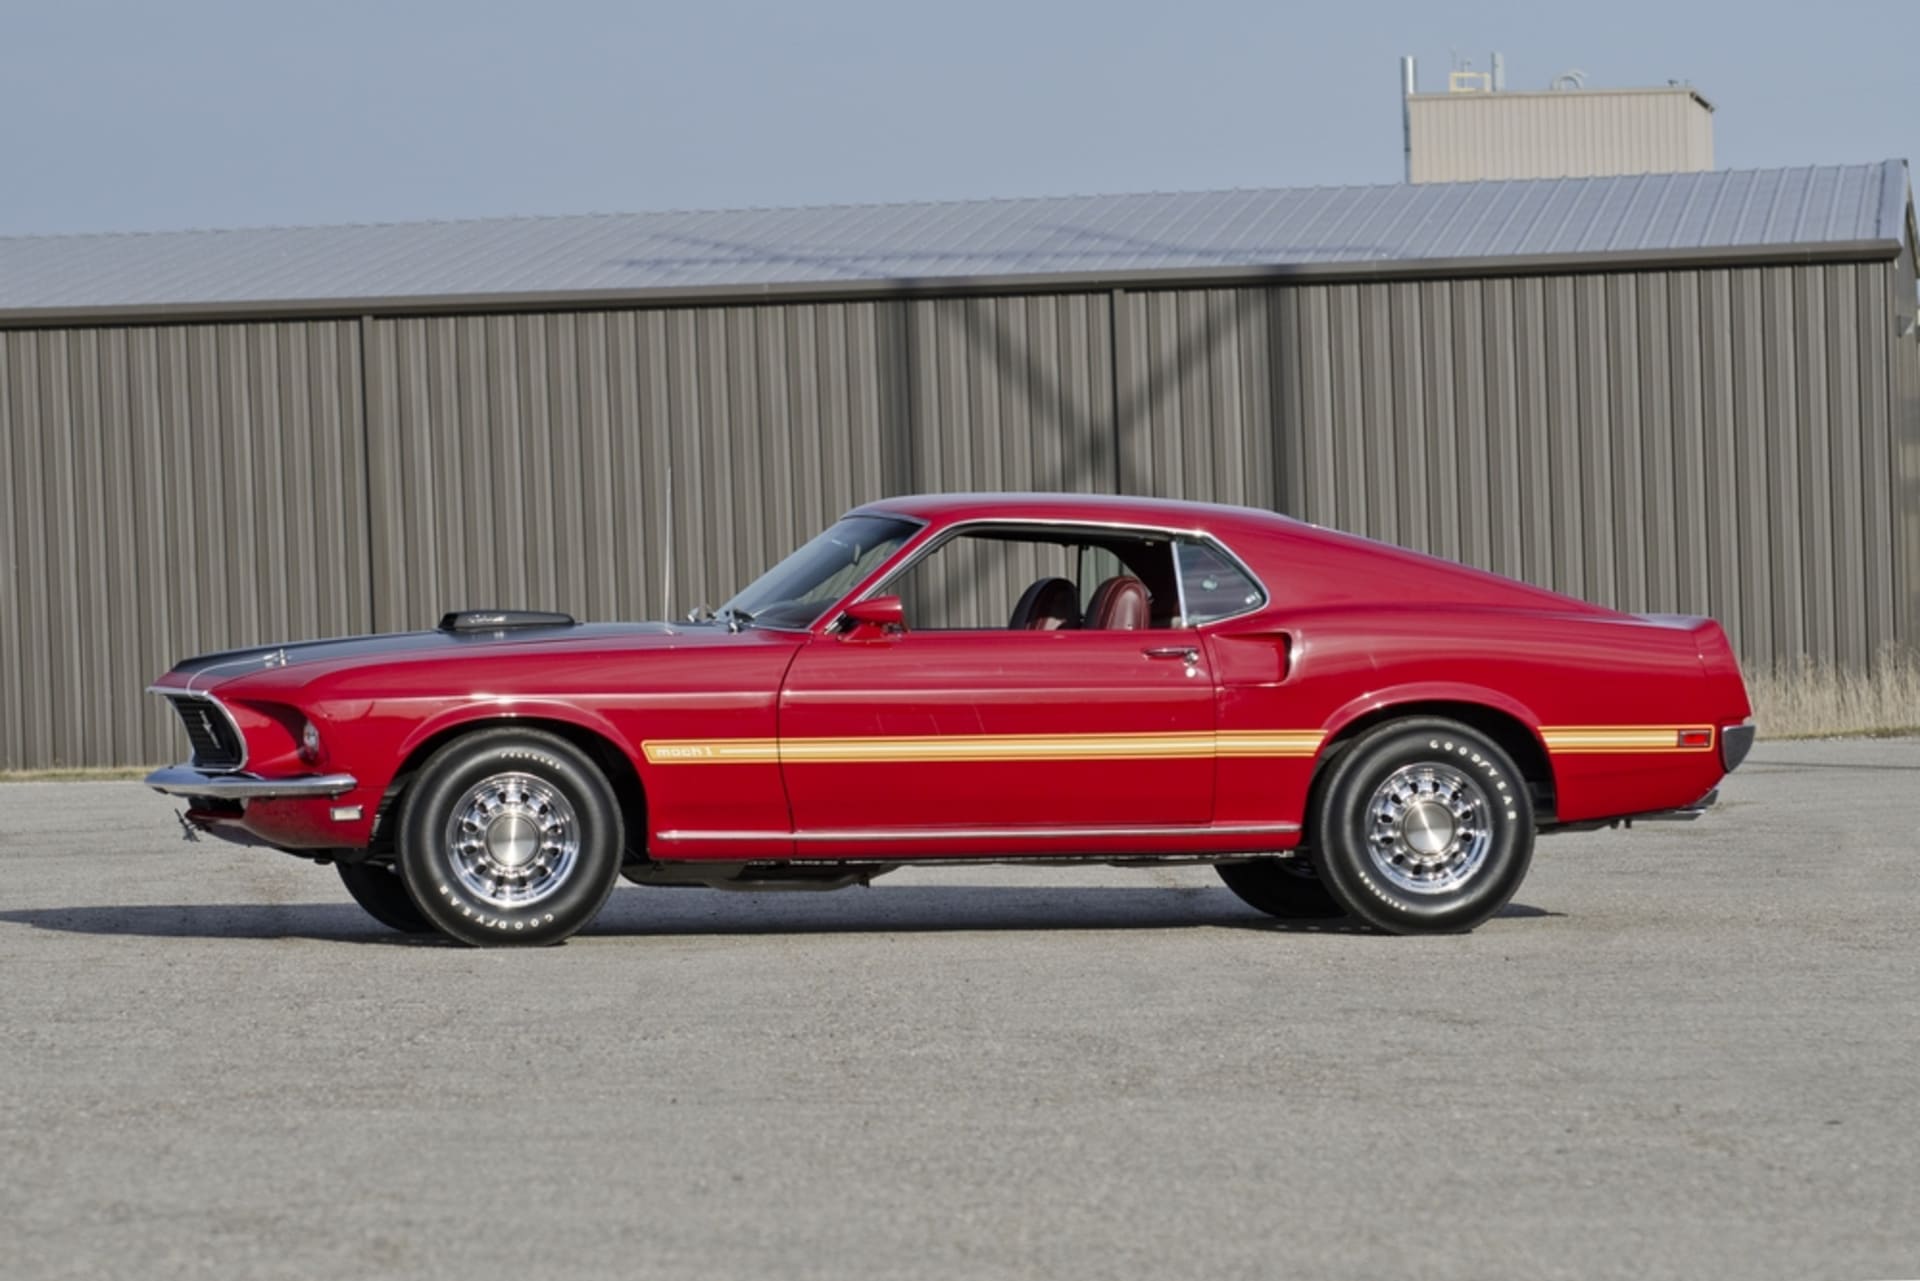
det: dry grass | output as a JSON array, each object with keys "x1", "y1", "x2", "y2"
[{"x1": 1746, "y1": 651, "x2": 1920, "y2": 740}]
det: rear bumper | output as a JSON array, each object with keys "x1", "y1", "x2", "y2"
[
  {"x1": 145, "y1": 765, "x2": 359, "y2": 800},
  {"x1": 1720, "y1": 722, "x2": 1756, "y2": 772}
]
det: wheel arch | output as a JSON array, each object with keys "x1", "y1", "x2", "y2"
[
  {"x1": 1309, "y1": 691, "x2": 1558, "y2": 835},
  {"x1": 370, "y1": 713, "x2": 648, "y2": 861}
]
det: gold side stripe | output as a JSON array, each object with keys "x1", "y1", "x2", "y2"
[
  {"x1": 1541, "y1": 725, "x2": 1715, "y2": 754},
  {"x1": 644, "y1": 724, "x2": 1715, "y2": 765},
  {"x1": 1214, "y1": 732, "x2": 1324, "y2": 758},
  {"x1": 642, "y1": 730, "x2": 1326, "y2": 766}
]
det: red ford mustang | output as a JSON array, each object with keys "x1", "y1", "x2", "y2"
[{"x1": 147, "y1": 493, "x2": 1754, "y2": 945}]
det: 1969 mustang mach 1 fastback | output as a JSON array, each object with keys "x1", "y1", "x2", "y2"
[{"x1": 147, "y1": 493, "x2": 1754, "y2": 946}]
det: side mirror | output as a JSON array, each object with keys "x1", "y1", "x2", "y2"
[{"x1": 840, "y1": 595, "x2": 905, "y2": 637}]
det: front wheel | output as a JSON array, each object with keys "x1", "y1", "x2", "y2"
[
  {"x1": 397, "y1": 729, "x2": 626, "y2": 947},
  {"x1": 1310, "y1": 718, "x2": 1535, "y2": 934}
]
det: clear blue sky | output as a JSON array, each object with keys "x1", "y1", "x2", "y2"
[{"x1": 1, "y1": 0, "x2": 1913, "y2": 236}]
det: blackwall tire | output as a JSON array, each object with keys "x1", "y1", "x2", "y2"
[
  {"x1": 1310, "y1": 718, "x2": 1535, "y2": 935},
  {"x1": 1215, "y1": 859, "x2": 1347, "y2": 919},
  {"x1": 336, "y1": 860, "x2": 435, "y2": 934},
  {"x1": 397, "y1": 729, "x2": 625, "y2": 947}
]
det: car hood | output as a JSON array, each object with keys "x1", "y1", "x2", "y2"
[{"x1": 155, "y1": 621, "x2": 687, "y2": 692}]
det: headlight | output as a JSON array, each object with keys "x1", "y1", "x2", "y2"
[{"x1": 298, "y1": 719, "x2": 324, "y2": 764}]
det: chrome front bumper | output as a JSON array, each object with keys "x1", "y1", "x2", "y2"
[{"x1": 145, "y1": 766, "x2": 359, "y2": 800}]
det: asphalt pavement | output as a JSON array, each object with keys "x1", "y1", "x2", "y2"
[{"x1": 1, "y1": 738, "x2": 1916, "y2": 1281}]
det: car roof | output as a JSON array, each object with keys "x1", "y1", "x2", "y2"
[
  {"x1": 851, "y1": 492, "x2": 1297, "y2": 538},
  {"x1": 849, "y1": 490, "x2": 1614, "y2": 618}
]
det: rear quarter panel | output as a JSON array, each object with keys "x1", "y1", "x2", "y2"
[{"x1": 1209, "y1": 603, "x2": 1744, "y2": 828}]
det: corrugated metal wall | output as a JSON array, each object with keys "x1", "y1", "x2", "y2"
[
  {"x1": 1893, "y1": 233, "x2": 1920, "y2": 657},
  {"x1": 0, "y1": 321, "x2": 369, "y2": 768},
  {"x1": 360, "y1": 293, "x2": 1110, "y2": 627},
  {"x1": 1, "y1": 262, "x2": 1913, "y2": 767},
  {"x1": 1408, "y1": 89, "x2": 1714, "y2": 183},
  {"x1": 363, "y1": 305, "x2": 902, "y2": 628},
  {"x1": 1118, "y1": 261, "x2": 1912, "y2": 671},
  {"x1": 902, "y1": 294, "x2": 1115, "y2": 494}
]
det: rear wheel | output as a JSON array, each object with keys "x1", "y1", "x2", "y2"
[
  {"x1": 336, "y1": 860, "x2": 434, "y2": 934},
  {"x1": 1215, "y1": 858, "x2": 1346, "y2": 919},
  {"x1": 1310, "y1": 717, "x2": 1535, "y2": 934},
  {"x1": 397, "y1": 729, "x2": 625, "y2": 947}
]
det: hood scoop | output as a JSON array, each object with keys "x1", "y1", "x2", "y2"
[{"x1": 438, "y1": 609, "x2": 578, "y2": 634}]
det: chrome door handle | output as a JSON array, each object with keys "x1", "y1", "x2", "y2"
[{"x1": 1143, "y1": 647, "x2": 1200, "y2": 664}]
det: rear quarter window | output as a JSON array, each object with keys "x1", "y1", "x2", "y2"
[{"x1": 1177, "y1": 539, "x2": 1265, "y2": 623}]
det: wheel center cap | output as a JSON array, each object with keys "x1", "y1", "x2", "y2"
[
  {"x1": 484, "y1": 814, "x2": 539, "y2": 868},
  {"x1": 1402, "y1": 801, "x2": 1456, "y2": 857}
]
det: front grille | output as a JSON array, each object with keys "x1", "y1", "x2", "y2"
[{"x1": 165, "y1": 694, "x2": 245, "y2": 770}]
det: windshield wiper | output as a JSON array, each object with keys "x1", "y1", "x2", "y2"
[{"x1": 686, "y1": 603, "x2": 754, "y2": 632}]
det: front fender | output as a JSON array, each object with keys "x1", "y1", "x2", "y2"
[{"x1": 387, "y1": 697, "x2": 648, "y2": 781}]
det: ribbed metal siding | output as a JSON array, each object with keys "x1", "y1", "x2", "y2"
[
  {"x1": 1409, "y1": 90, "x2": 1713, "y2": 184},
  {"x1": 1120, "y1": 262, "x2": 1909, "y2": 671},
  {"x1": 363, "y1": 305, "x2": 907, "y2": 628},
  {"x1": 0, "y1": 322, "x2": 368, "y2": 769},
  {"x1": 903, "y1": 294, "x2": 1114, "y2": 493},
  {"x1": 1892, "y1": 234, "x2": 1920, "y2": 653},
  {"x1": 363, "y1": 295, "x2": 1111, "y2": 631},
  {"x1": 2, "y1": 256, "x2": 1914, "y2": 768},
  {"x1": 898, "y1": 294, "x2": 1115, "y2": 616},
  {"x1": 19, "y1": 161, "x2": 1910, "y2": 321}
]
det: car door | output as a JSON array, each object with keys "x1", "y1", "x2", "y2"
[
  {"x1": 774, "y1": 523, "x2": 1217, "y2": 847},
  {"x1": 777, "y1": 628, "x2": 1215, "y2": 840}
]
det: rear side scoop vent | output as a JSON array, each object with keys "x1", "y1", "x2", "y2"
[{"x1": 438, "y1": 609, "x2": 578, "y2": 634}]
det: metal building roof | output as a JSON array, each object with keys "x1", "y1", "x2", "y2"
[{"x1": 0, "y1": 160, "x2": 1909, "y2": 323}]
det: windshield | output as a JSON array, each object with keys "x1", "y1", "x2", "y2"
[{"x1": 719, "y1": 514, "x2": 920, "y2": 630}]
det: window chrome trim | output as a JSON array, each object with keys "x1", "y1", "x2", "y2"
[
  {"x1": 1172, "y1": 543, "x2": 1192, "y2": 628},
  {"x1": 830, "y1": 513, "x2": 1272, "y2": 631},
  {"x1": 146, "y1": 685, "x2": 249, "y2": 772}
]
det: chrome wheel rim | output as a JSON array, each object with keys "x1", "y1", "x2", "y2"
[
  {"x1": 1365, "y1": 761, "x2": 1492, "y2": 895},
  {"x1": 443, "y1": 772, "x2": 580, "y2": 909}
]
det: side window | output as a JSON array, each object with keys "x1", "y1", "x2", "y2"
[
  {"x1": 877, "y1": 525, "x2": 1182, "y2": 631},
  {"x1": 1175, "y1": 539, "x2": 1264, "y2": 624},
  {"x1": 889, "y1": 534, "x2": 1076, "y2": 630}
]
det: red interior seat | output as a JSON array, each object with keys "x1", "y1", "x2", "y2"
[
  {"x1": 1008, "y1": 576, "x2": 1081, "y2": 630},
  {"x1": 1084, "y1": 575, "x2": 1150, "y2": 629}
]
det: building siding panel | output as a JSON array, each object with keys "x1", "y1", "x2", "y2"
[
  {"x1": 1, "y1": 243, "x2": 1915, "y2": 768},
  {"x1": 1113, "y1": 263, "x2": 1913, "y2": 675},
  {"x1": 1409, "y1": 90, "x2": 1714, "y2": 184},
  {"x1": 363, "y1": 305, "x2": 903, "y2": 631},
  {"x1": 1892, "y1": 236, "x2": 1920, "y2": 654},
  {"x1": 0, "y1": 321, "x2": 367, "y2": 769}
]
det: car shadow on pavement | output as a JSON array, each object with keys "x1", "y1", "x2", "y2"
[
  {"x1": 0, "y1": 902, "x2": 439, "y2": 945},
  {"x1": 0, "y1": 888, "x2": 1557, "y2": 943}
]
